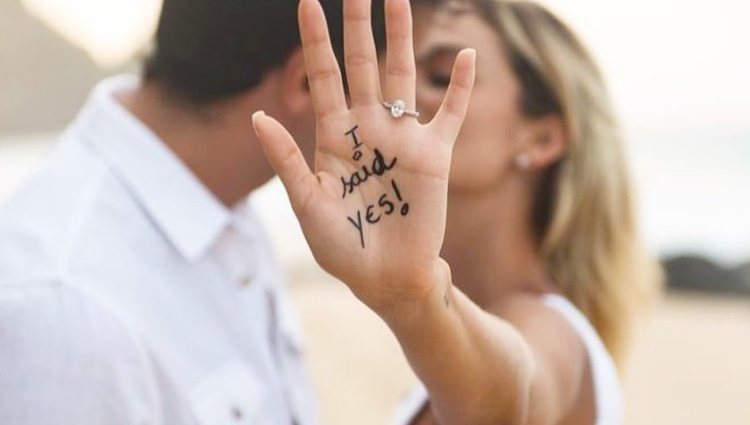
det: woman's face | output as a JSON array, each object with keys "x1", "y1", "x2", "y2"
[{"x1": 414, "y1": 4, "x2": 525, "y2": 192}]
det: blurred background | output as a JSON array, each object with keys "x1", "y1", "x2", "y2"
[{"x1": 1, "y1": 0, "x2": 748, "y2": 424}]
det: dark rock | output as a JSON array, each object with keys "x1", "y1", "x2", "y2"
[{"x1": 663, "y1": 254, "x2": 749, "y2": 295}]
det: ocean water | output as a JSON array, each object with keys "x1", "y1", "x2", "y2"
[{"x1": 628, "y1": 129, "x2": 750, "y2": 265}]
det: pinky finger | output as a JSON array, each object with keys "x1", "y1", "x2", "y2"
[
  {"x1": 252, "y1": 111, "x2": 316, "y2": 212},
  {"x1": 431, "y1": 48, "x2": 477, "y2": 145}
]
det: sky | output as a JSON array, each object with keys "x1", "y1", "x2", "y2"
[
  {"x1": 541, "y1": 0, "x2": 750, "y2": 132},
  {"x1": 536, "y1": 0, "x2": 750, "y2": 263}
]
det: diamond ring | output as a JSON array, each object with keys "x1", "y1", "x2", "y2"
[{"x1": 382, "y1": 99, "x2": 420, "y2": 119}]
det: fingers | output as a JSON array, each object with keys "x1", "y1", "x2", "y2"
[
  {"x1": 299, "y1": 0, "x2": 348, "y2": 119},
  {"x1": 384, "y1": 0, "x2": 416, "y2": 109},
  {"x1": 252, "y1": 111, "x2": 315, "y2": 212},
  {"x1": 344, "y1": 0, "x2": 382, "y2": 106},
  {"x1": 431, "y1": 48, "x2": 477, "y2": 144}
]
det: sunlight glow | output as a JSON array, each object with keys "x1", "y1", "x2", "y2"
[{"x1": 21, "y1": 0, "x2": 162, "y2": 67}]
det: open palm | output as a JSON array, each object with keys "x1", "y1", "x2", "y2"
[{"x1": 253, "y1": 0, "x2": 475, "y2": 311}]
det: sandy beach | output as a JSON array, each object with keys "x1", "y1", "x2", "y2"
[
  {"x1": 2, "y1": 136, "x2": 749, "y2": 425},
  {"x1": 289, "y1": 272, "x2": 750, "y2": 425},
  {"x1": 1, "y1": 0, "x2": 749, "y2": 422}
]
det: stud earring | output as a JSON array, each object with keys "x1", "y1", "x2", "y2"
[{"x1": 515, "y1": 153, "x2": 531, "y2": 170}]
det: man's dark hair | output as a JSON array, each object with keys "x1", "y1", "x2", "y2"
[{"x1": 144, "y1": 0, "x2": 385, "y2": 105}]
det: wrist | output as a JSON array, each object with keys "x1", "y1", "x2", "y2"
[{"x1": 375, "y1": 258, "x2": 453, "y2": 327}]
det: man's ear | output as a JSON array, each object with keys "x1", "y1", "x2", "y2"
[
  {"x1": 280, "y1": 48, "x2": 312, "y2": 116},
  {"x1": 525, "y1": 115, "x2": 567, "y2": 170}
]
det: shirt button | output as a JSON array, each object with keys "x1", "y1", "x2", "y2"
[
  {"x1": 231, "y1": 406, "x2": 243, "y2": 421},
  {"x1": 238, "y1": 275, "x2": 252, "y2": 287}
]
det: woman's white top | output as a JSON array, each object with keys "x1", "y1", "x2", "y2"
[{"x1": 391, "y1": 293, "x2": 624, "y2": 425}]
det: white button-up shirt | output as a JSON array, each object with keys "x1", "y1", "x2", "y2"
[{"x1": 0, "y1": 75, "x2": 317, "y2": 425}]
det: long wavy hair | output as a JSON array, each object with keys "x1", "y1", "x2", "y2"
[{"x1": 419, "y1": 0, "x2": 662, "y2": 366}]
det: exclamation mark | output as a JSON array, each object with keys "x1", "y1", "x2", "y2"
[{"x1": 390, "y1": 180, "x2": 410, "y2": 216}]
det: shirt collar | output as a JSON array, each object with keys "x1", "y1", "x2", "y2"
[{"x1": 74, "y1": 74, "x2": 233, "y2": 262}]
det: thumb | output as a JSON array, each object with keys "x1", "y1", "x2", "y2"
[{"x1": 252, "y1": 111, "x2": 315, "y2": 211}]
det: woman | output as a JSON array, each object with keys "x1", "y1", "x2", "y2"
[
  {"x1": 253, "y1": 0, "x2": 659, "y2": 424},
  {"x1": 393, "y1": 1, "x2": 662, "y2": 423}
]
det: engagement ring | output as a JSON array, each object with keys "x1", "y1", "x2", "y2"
[{"x1": 382, "y1": 99, "x2": 420, "y2": 119}]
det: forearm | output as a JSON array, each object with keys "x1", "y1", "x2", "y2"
[{"x1": 378, "y1": 263, "x2": 534, "y2": 425}]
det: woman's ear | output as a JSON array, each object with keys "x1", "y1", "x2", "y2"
[
  {"x1": 280, "y1": 48, "x2": 312, "y2": 116},
  {"x1": 525, "y1": 114, "x2": 567, "y2": 170}
]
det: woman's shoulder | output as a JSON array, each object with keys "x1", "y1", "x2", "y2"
[
  {"x1": 493, "y1": 291, "x2": 623, "y2": 425},
  {"x1": 392, "y1": 291, "x2": 623, "y2": 425},
  {"x1": 487, "y1": 291, "x2": 600, "y2": 345},
  {"x1": 488, "y1": 291, "x2": 590, "y2": 384},
  {"x1": 487, "y1": 291, "x2": 589, "y2": 360},
  {"x1": 537, "y1": 293, "x2": 624, "y2": 425},
  {"x1": 489, "y1": 291, "x2": 622, "y2": 422}
]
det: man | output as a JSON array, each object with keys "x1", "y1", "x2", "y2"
[{"x1": 0, "y1": 0, "x2": 383, "y2": 423}]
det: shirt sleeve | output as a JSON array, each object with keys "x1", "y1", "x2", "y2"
[{"x1": 0, "y1": 279, "x2": 160, "y2": 424}]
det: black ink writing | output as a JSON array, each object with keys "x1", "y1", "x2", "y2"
[
  {"x1": 365, "y1": 205, "x2": 381, "y2": 224},
  {"x1": 340, "y1": 127, "x2": 411, "y2": 250},
  {"x1": 390, "y1": 180, "x2": 410, "y2": 216},
  {"x1": 378, "y1": 194, "x2": 394, "y2": 215},
  {"x1": 343, "y1": 179, "x2": 410, "y2": 249},
  {"x1": 340, "y1": 149, "x2": 397, "y2": 198},
  {"x1": 346, "y1": 125, "x2": 364, "y2": 162},
  {"x1": 347, "y1": 210, "x2": 365, "y2": 249}
]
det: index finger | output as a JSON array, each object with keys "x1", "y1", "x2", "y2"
[{"x1": 299, "y1": 0, "x2": 348, "y2": 119}]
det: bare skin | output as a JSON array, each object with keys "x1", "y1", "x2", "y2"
[
  {"x1": 413, "y1": 3, "x2": 561, "y2": 304},
  {"x1": 412, "y1": 4, "x2": 596, "y2": 424},
  {"x1": 254, "y1": 0, "x2": 597, "y2": 424},
  {"x1": 118, "y1": 50, "x2": 316, "y2": 208},
  {"x1": 110, "y1": 0, "x2": 598, "y2": 422}
]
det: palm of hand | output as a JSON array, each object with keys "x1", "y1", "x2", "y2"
[
  {"x1": 303, "y1": 109, "x2": 451, "y2": 301},
  {"x1": 253, "y1": 0, "x2": 475, "y2": 310}
]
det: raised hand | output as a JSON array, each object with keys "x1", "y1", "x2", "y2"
[{"x1": 252, "y1": 0, "x2": 475, "y2": 314}]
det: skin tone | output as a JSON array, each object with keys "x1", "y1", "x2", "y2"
[
  {"x1": 413, "y1": 3, "x2": 555, "y2": 306},
  {"x1": 119, "y1": 49, "x2": 317, "y2": 207},
  {"x1": 119, "y1": 0, "x2": 596, "y2": 422},
  {"x1": 255, "y1": 0, "x2": 595, "y2": 424},
  {"x1": 410, "y1": 6, "x2": 595, "y2": 425}
]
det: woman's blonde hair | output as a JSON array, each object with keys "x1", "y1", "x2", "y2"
[
  {"x1": 423, "y1": 0, "x2": 662, "y2": 366},
  {"x1": 495, "y1": 0, "x2": 661, "y2": 366}
]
